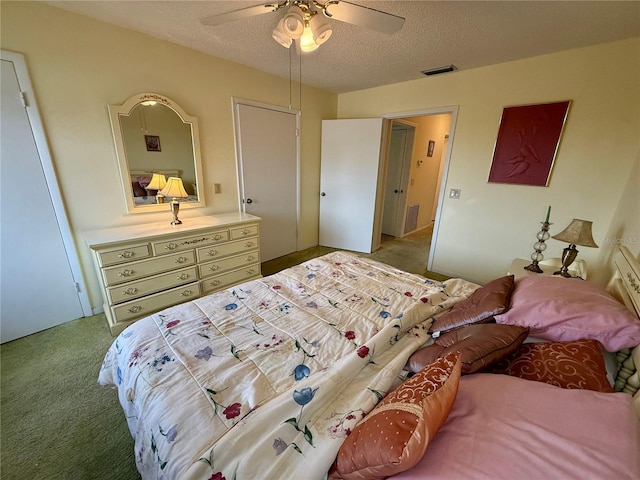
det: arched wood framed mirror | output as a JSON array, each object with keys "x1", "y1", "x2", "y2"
[{"x1": 108, "y1": 93, "x2": 205, "y2": 214}]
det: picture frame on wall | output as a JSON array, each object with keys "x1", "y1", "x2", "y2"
[
  {"x1": 427, "y1": 140, "x2": 435, "y2": 157},
  {"x1": 488, "y1": 100, "x2": 571, "y2": 186},
  {"x1": 144, "y1": 135, "x2": 161, "y2": 152}
]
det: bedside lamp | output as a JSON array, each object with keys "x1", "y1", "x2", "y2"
[
  {"x1": 159, "y1": 177, "x2": 188, "y2": 225},
  {"x1": 551, "y1": 219, "x2": 598, "y2": 277},
  {"x1": 145, "y1": 173, "x2": 166, "y2": 204}
]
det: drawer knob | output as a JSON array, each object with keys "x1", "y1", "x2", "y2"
[
  {"x1": 209, "y1": 264, "x2": 220, "y2": 272},
  {"x1": 246, "y1": 255, "x2": 255, "y2": 262},
  {"x1": 122, "y1": 287, "x2": 138, "y2": 295},
  {"x1": 118, "y1": 269, "x2": 135, "y2": 277},
  {"x1": 210, "y1": 280, "x2": 220, "y2": 287},
  {"x1": 175, "y1": 257, "x2": 188, "y2": 264},
  {"x1": 180, "y1": 290, "x2": 194, "y2": 297},
  {"x1": 213, "y1": 234, "x2": 222, "y2": 240},
  {"x1": 244, "y1": 242, "x2": 254, "y2": 248},
  {"x1": 207, "y1": 250, "x2": 218, "y2": 257},
  {"x1": 165, "y1": 243, "x2": 179, "y2": 250},
  {"x1": 241, "y1": 228, "x2": 250, "y2": 235},
  {"x1": 118, "y1": 250, "x2": 135, "y2": 259},
  {"x1": 128, "y1": 305, "x2": 142, "y2": 313},
  {"x1": 177, "y1": 273, "x2": 190, "y2": 280},
  {"x1": 247, "y1": 269, "x2": 255, "y2": 275}
]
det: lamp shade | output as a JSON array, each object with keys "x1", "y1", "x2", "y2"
[
  {"x1": 145, "y1": 173, "x2": 166, "y2": 191},
  {"x1": 159, "y1": 177, "x2": 188, "y2": 199},
  {"x1": 299, "y1": 22, "x2": 319, "y2": 52},
  {"x1": 552, "y1": 219, "x2": 598, "y2": 248},
  {"x1": 310, "y1": 14, "x2": 332, "y2": 45},
  {"x1": 273, "y1": 19, "x2": 293, "y2": 48},
  {"x1": 282, "y1": 5, "x2": 304, "y2": 38}
]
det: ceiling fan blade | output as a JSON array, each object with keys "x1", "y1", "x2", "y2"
[
  {"x1": 324, "y1": 1, "x2": 405, "y2": 34},
  {"x1": 201, "y1": 3, "x2": 281, "y2": 27}
]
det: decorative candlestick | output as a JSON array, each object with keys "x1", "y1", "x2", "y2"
[{"x1": 524, "y1": 221, "x2": 552, "y2": 273}]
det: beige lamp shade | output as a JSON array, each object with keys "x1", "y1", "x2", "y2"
[
  {"x1": 159, "y1": 177, "x2": 188, "y2": 199},
  {"x1": 145, "y1": 173, "x2": 166, "y2": 191},
  {"x1": 552, "y1": 219, "x2": 598, "y2": 248}
]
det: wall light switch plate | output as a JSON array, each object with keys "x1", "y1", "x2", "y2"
[
  {"x1": 214, "y1": 183, "x2": 222, "y2": 194},
  {"x1": 449, "y1": 189, "x2": 461, "y2": 199}
]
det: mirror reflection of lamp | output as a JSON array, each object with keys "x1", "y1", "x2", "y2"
[
  {"x1": 159, "y1": 177, "x2": 188, "y2": 225},
  {"x1": 145, "y1": 173, "x2": 167, "y2": 204}
]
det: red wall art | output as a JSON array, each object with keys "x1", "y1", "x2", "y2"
[{"x1": 488, "y1": 101, "x2": 571, "y2": 186}]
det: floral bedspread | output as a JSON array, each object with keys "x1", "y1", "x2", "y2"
[{"x1": 98, "y1": 251, "x2": 476, "y2": 480}]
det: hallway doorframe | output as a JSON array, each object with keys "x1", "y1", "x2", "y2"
[{"x1": 380, "y1": 105, "x2": 459, "y2": 272}]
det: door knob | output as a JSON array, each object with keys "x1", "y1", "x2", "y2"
[
  {"x1": 321, "y1": 192, "x2": 326, "y2": 196},
  {"x1": 246, "y1": 198, "x2": 253, "y2": 204},
  {"x1": 394, "y1": 189, "x2": 399, "y2": 193}
]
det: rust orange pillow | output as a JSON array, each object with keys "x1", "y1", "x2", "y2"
[
  {"x1": 489, "y1": 339, "x2": 614, "y2": 393},
  {"x1": 331, "y1": 352, "x2": 461, "y2": 480}
]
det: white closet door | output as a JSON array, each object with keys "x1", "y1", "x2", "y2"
[
  {"x1": 319, "y1": 118, "x2": 383, "y2": 253},
  {"x1": 1, "y1": 55, "x2": 86, "y2": 343},
  {"x1": 234, "y1": 101, "x2": 298, "y2": 262}
]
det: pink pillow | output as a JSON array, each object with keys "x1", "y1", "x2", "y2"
[
  {"x1": 494, "y1": 276, "x2": 640, "y2": 352},
  {"x1": 388, "y1": 374, "x2": 640, "y2": 480}
]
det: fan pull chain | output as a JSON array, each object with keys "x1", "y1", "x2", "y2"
[{"x1": 288, "y1": 45, "x2": 293, "y2": 109}]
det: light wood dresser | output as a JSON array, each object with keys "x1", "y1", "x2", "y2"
[{"x1": 85, "y1": 213, "x2": 261, "y2": 335}]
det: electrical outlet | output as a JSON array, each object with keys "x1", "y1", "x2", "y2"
[{"x1": 449, "y1": 189, "x2": 461, "y2": 199}]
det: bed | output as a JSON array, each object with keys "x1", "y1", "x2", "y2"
[{"x1": 98, "y1": 247, "x2": 640, "y2": 480}]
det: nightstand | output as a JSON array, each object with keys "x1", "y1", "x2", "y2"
[{"x1": 509, "y1": 258, "x2": 587, "y2": 280}]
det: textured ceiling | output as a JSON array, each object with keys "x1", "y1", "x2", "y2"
[{"x1": 47, "y1": 1, "x2": 640, "y2": 94}]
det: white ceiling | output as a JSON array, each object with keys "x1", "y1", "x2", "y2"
[{"x1": 47, "y1": 1, "x2": 640, "y2": 94}]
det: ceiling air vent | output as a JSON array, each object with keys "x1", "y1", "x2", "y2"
[{"x1": 422, "y1": 65, "x2": 457, "y2": 76}]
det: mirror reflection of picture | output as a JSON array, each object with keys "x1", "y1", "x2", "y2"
[
  {"x1": 145, "y1": 135, "x2": 161, "y2": 152},
  {"x1": 427, "y1": 140, "x2": 435, "y2": 157}
]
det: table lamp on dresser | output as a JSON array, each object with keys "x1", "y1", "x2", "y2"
[{"x1": 159, "y1": 177, "x2": 188, "y2": 225}]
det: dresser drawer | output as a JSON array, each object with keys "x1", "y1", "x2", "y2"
[
  {"x1": 152, "y1": 230, "x2": 230, "y2": 255},
  {"x1": 97, "y1": 244, "x2": 151, "y2": 267},
  {"x1": 196, "y1": 237, "x2": 260, "y2": 262},
  {"x1": 199, "y1": 251, "x2": 260, "y2": 279},
  {"x1": 201, "y1": 265, "x2": 261, "y2": 294},
  {"x1": 111, "y1": 282, "x2": 200, "y2": 323},
  {"x1": 107, "y1": 266, "x2": 198, "y2": 305},
  {"x1": 231, "y1": 224, "x2": 258, "y2": 240},
  {"x1": 103, "y1": 251, "x2": 196, "y2": 286}
]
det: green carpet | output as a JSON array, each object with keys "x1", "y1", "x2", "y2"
[
  {"x1": 262, "y1": 226, "x2": 448, "y2": 281},
  {"x1": 0, "y1": 228, "x2": 445, "y2": 479},
  {"x1": 0, "y1": 315, "x2": 138, "y2": 479}
]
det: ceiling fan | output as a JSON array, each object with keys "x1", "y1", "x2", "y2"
[{"x1": 201, "y1": 1, "x2": 405, "y2": 53}]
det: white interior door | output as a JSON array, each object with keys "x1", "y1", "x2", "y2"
[
  {"x1": 319, "y1": 118, "x2": 384, "y2": 253},
  {"x1": 382, "y1": 123, "x2": 414, "y2": 237},
  {"x1": 1, "y1": 53, "x2": 88, "y2": 343},
  {"x1": 234, "y1": 100, "x2": 298, "y2": 262}
]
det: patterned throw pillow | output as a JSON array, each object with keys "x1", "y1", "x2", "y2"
[
  {"x1": 331, "y1": 352, "x2": 461, "y2": 480},
  {"x1": 489, "y1": 339, "x2": 614, "y2": 393}
]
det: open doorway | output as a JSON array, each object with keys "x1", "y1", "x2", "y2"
[{"x1": 377, "y1": 107, "x2": 457, "y2": 274}]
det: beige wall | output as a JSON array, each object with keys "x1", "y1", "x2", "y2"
[
  {"x1": 1, "y1": 2, "x2": 337, "y2": 309},
  {"x1": 403, "y1": 114, "x2": 451, "y2": 231},
  {"x1": 338, "y1": 38, "x2": 640, "y2": 284}
]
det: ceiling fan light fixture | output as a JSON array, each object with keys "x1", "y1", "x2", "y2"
[
  {"x1": 272, "y1": 19, "x2": 293, "y2": 47},
  {"x1": 299, "y1": 21, "x2": 319, "y2": 52},
  {"x1": 283, "y1": 5, "x2": 305, "y2": 38},
  {"x1": 309, "y1": 14, "x2": 332, "y2": 45}
]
